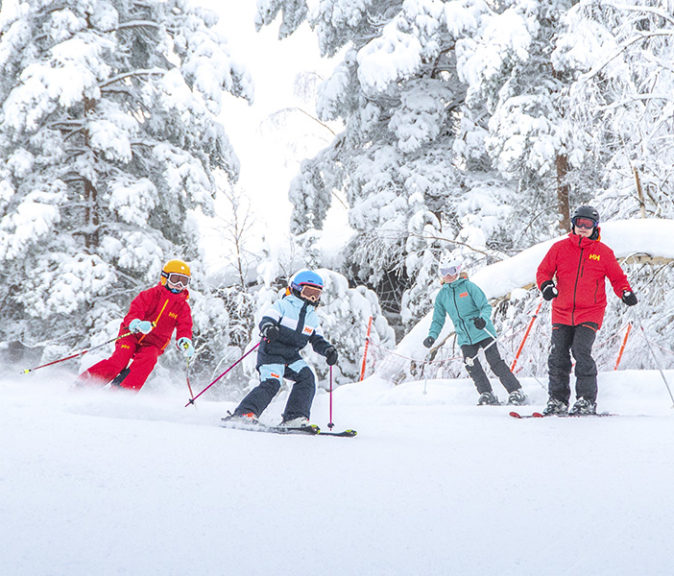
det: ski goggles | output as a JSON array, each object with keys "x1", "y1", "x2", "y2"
[
  {"x1": 439, "y1": 265, "x2": 461, "y2": 277},
  {"x1": 572, "y1": 217, "x2": 597, "y2": 230},
  {"x1": 167, "y1": 273, "x2": 190, "y2": 287},
  {"x1": 300, "y1": 284, "x2": 322, "y2": 302}
]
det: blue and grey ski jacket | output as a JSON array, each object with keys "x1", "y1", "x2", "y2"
[
  {"x1": 257, "y1": 294, "x2": 332, "y2": 367},
  {"x1": 428, "y1": 278, "x2": 497, "y2": 346}
]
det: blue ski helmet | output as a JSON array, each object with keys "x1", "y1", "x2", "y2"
[{"x1": 289, "y1": 270, "x2": 324, "y2": 304}]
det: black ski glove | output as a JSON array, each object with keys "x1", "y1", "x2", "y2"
[
  {"x1": 622, "y1": 291, "x2": 637, "y2": 306},
  {"x1": 541, "y1": 280, "x2": 558, "y2": 301},
  {"x1": 325, "y1": 346, "x2": 338, "y2": 366},
  {"x1": 260, "y1": 323, "x2": 280, "y2": 342},
  {"x1": 473, "y1": 317, "x2": 486, "y2": 330},
  {"x1": 423, "y1": 336, "x2": 435, "y2": 349}
]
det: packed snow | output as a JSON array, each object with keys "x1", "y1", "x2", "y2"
[{"x1": 2, "y1": 366, "x2": 674, "y2": 576}]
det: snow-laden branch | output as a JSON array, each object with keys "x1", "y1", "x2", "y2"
[
  {"x1": 110, "y1": 20, "x2": 162, "y2": 32},
  {"x1": 406, "y1": 232, "x2": 501, "y2": 260},
  {"x1": 593, "y1": 1, "x2": 674, "y2": 27},
  {"x1": 597, "y1": 93, "x2": 673, "y2": 111},
  {"x1": 98, "y1": 68, "x2": 165, "y2": 89},
  {"x1": 579, "y1": 30, "x2": 674, "y2": 81}
]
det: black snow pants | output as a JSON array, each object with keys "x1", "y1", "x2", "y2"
[
  {"x1": 233, "y1": 365, "x2": 316, "y2": 421},
  {"x1": 547, "y1": 322, "x2": 598, "y2": 404},
  {"x1": 461, "y1": 337, "x2": 521, "y2": 395}
]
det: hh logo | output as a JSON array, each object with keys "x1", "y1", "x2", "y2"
[
  {"x1": 168, "y1": 312, "x2": 178, "y2": 319},
  {"x1": 588, "y1": 254, "x2": 601, "y2": 262},
  {"x1": 303, "y1": 326, "x2": 313, "y2": 335},
  {"x1": 459, "y1": 292, "x2": 469, "y2": 298}
]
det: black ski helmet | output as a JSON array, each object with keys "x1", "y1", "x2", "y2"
[
  {"x1": 571, "y1": 205, "x2": 599, "y2": 224},
  {"x1": 571, "y1": 205, "x2": 600, "y2": 239}
]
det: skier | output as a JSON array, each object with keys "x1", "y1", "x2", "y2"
[
  {"x1": 422, "y1": 259, "x2": 527, "y2": 406},
  {"x1": 537, "y1": 205, "x2": 637, "y2": 415},
  {"x1": 78, "y1": 259, "x2": 194, "y2": 391},
  {"x1": 225, "y1": 270, "x2": 338, "y2": 428}
]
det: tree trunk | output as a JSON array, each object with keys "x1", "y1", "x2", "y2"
[
  {"x1": 83, "y1": 96, "x2": 99, "y2": 251},
  {"x1": 555, "y1": 153, "x2": 570, "y2": 232}
]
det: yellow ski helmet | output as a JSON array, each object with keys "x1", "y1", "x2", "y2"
[{"x1": 160, "y1": 259, "x2": 191, "y2": 288}]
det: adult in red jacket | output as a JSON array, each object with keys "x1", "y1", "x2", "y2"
[
  {"x1": 79, "y1": 260, "x2": 194, "y2": 391},
  {"x1": 536, "y1": 206, "x2": 637, "y2": 415}
]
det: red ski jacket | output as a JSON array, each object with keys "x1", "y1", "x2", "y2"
[
  {"x1": 536, "y1": 230, "x2": 631, "y2": 328},
  {"x1": 119, "y1": 284, "x2": 193, "y2": 352}
]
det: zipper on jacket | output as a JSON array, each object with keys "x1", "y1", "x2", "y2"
[
  {"x1": 451, "y1": 285, "x2": 471, "y2": 344},
  {"x1": 571, "y1": 237, "x2": 584, "y2": 325}
]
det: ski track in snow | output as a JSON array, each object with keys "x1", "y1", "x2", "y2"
[{"x1": 2, "y1": 369, "x2": 674, "y2": 576}]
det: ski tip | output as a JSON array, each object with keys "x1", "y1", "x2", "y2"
[
  {"x1": 317, "y1": 428, "x2": 358, "y2": 437},
  {"x1": 509, "y1": 411, "x2": 546, "y2": 419}
]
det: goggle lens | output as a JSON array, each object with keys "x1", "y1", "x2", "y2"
[
  {"x1": 167, "y1": 273, "x2": 190, "y2": 287},
  {"x1": 440, "y1": 266, "x2": 460, "y2": 276},
  {"x1": 300, "y1": 285, "x2": 322, "y2": 302},
  {"x1": 574, "y1": 217, "x2": 596, "y2": 230}
]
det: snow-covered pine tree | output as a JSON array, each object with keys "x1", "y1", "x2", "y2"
[
  {"x1": 553, "y1": 0, "x2": 674, "y2": 222},
  {"x1": 0, "y1": 0, "x2": 252, "y2": 371},
  {"x1": 258, "y1": 1, "x2": 557, "y2": 334},
  {"x1": 451, "y1": 0, "x2": 592, "y2": 236}
]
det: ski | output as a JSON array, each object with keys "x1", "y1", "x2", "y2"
[
  {"x1": 319, "y1": 428, "x2": 357, "y2": 437},
  {"x1": 220, "y1": 419, "x2": 320, "y2": 435},
  {"x1": 509, "y1": 411, "x2": 544, "y2": 419},
  {"x1": 509, "y1": 410, "x2": 615, "y2": 419},
  {"x1": 220, "y1": 419, "x2": 357, "y2": 437}
]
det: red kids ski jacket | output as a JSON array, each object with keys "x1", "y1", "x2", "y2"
[
  {"x1": 536, "y1": 230, "x2": 631, "y2": 328},
  {"x1": 119, "y1": 284, "x2": 193, "y2": 352}
]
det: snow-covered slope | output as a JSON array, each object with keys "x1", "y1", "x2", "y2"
[{"x1": 2, "y1": 368, "x2": 674, "y2": 576}]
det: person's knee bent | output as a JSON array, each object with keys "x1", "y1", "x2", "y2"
[{"x1": 295, "y1": 366, "x2": 316, "y2": 387}]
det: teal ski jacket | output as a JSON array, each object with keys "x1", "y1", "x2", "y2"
[{"x1": 427, "y1": 277, "x2": 497, "y2": 346}]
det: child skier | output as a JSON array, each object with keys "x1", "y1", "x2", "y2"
[
  {"x1": 78, "y1": 259, "x2": 194, "y2": 391},
  {"x1": 226, "y1": 269, "x2": 338, "y2": 428},
  {"x1": 423, "y1": 259, "x2": 526, "y2": 406},
  {"x1": 537, "y1": 205, "x2": 637, "y2": 416}
]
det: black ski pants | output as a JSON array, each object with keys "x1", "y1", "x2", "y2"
[
  {"x1": 234, "y1": 365, "x2": 316, "y2": 420},
  {"x1": 547, "y1": 322, "x2": 598, "y2": 404},
  {"x1": 461, "y1": 338, "x2": 521, "y2": 395}
]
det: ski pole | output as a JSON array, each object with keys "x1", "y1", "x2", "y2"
[
  {"x1": 185, "y1": 341, "x2": 261, "y2": 407},
  {"x1": 635, "y1": 318, "x2": 674, "y2": 407},
  {"x1": 21, "y1": 331, "x2": 132, "y2": 374},
  {"x1": 359, "y1": 316, "x2": 373, "y2": 381},
  {"x1": 465, "y1": 326, "x2": 498, "y2": 367},
  {"x1": 328, "y1": 365, "x2": 334, "y2": 429},
  {"x1": 185, "y1": 357, "x2": 195, "y2": 403},
  {"x1": 614, "y1": 322, "x2": 632, "y2": 370},
  {"x1": 511, "y1": 298, "x2": 543, "y2": 372}
]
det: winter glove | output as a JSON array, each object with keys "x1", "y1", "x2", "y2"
[
  {"x1": 325, "y1": 346, "x2": 339, "y2": 366},
  {"x1": 422, "y1": 336, "x2": 435, "y2": 349},
  {"x1": 473, "y1": 317, "x2": 486, "y2": 330},
  {"x1": 260, "y1": 323, "x2": 280, "y2": 342},
  {"x1": 622, "y1": 291, "x2": 638, "y2": 306},
  {"x1": 129, "y1": 319, "x2": 153, "y2": 334},
  {"x1": 541, "y1": 280, "x2": 558, "y2": 301},
  {"x1": 177, "y1": 337, "x2": 194, "y2": 359}
]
